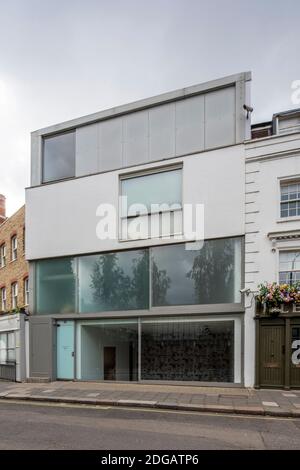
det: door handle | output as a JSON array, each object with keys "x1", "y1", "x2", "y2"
[
  {"x1": 282, "y1": 345, "x2": 285, "y2": 354},
  {"x1": 72, "y1": 352, "x2": 75, "y2": 357}
]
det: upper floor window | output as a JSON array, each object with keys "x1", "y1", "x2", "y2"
[
  {"x1": 11, "y1": 236, "x2": 17, "y2": 261},
  {"x1": 121, "y1": 167, "x2": 182, "y2": 216},
  {"x1": 120, "y1": 167, "x2": 182, "y2": 240},
  {"x1": 280, "y1": 181, "x2": 300, "y2": 218},
  {"x1": 43, "y1": 131, "x2": 75, "y2": 183},
  {"x1": 279, "y1": 251, "x2": 300, "y2": 285},
  {"x1": 11, "y1": 282, "x2": 18, "y2": 309},
  {"x1": 24, "y1": 277, "x2": 29, "y2": 306},
  {"x1": 0, "y1": 244, "x2": 6, "y2": 268},
  {"x1": 1, "y1": 287, "x2": 6, "y2": 311}
]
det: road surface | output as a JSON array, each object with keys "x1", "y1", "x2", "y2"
[{"x1": 0, "y1": 400, "x2": 299, "y2": 450}]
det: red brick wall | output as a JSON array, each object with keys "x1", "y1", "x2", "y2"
[{"x1": 0, "y1": 206, "x2": 29, "y2": 312}]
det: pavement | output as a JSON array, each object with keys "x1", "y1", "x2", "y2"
[{"x1": 0, "y1": 380, "x2": 300, "y2": 418}]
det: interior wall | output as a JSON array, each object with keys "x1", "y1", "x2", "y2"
[{"x1": 80, "y1": 325, "x2": 133, "y2": 381}]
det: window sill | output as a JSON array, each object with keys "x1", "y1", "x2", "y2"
[
  {"x1": 119, "y1": 232, "x2": 184, "y2": 243},
  {"x1": 277, "y1": 216, "x2": 300, "y2": 223}
]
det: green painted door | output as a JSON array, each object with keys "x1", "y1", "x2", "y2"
[
  {"x1": 260, "y1": 325, "x2": 285, "y2": 387},
  {"x1": 290, "y1": 325, "x2": 300, "y2": 388}
]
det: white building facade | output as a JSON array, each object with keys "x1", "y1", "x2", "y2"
[
  {"x1": 26, "y1": 72, "x2": 253, "y2": 386},
  {"x1": 245, "y1": 110, "x2": 300, "y2": 388}
]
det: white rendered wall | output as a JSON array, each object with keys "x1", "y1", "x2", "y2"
[
  {"x1": 244, "y1": 132, "x2": 300, "y2": 387},
  {"x1": 26, "y1": 144, "x2": 245, "y2": 260}
]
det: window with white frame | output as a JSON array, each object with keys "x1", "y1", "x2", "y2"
[
  {"x1": 11, "y1": 235, "x2": 17, "y2": 261},
  {"x1": 0, "y1": 332, "x2": 16, "y2": 364},
  {"x1": 279, "y1": 251, "x2": 300, "y2": 285},
  {"x1": 1, "y1": 287, "x2": 6, "y2": 311},
  {"x1": 280, "y1": 181, "x2": 300, "y2": 218},
  {"x1": 11, "y1": 282, "x2": 18, "y2": 309},
  {"x1": 24, "y1": 277, "x2": 29, "y2": 306},
  {"x1": 0, "y1": 244, "x2": 6, "y2": 268},
  {"x1": 120, "y1": 166, "x2": 182, "y2": 240}
]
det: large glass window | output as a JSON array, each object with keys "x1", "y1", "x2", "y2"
[
  {"x1": 35, "y1": 238, "x2": 242, "y2": 315},
  {"x1": 141, "y1": 319, "x2": 234, "y2": 382},
  {"x1": 77, "y1": 320, "x2": 138, "y2": 381},
  {"x1": 279, "y1": 251, "x2": 300, "y2": 285},
  {"x1": 36, "y1": 258, "x2": 76, "y2": 314},
  {"x1": 43, "y1": 131, "x2": 75, "y2": 183},
  {"x1": 151, "y1": 238, "x2": 241, "y2": 306},
  {"x1": 121, "y1": 168, "x2": 182, "y2": 216},
  {"x1": 78, "y1": 250, "x2": 149, "y2": 313}
]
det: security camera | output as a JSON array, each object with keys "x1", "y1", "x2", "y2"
[
  {"x1": 240, "y1": 287, "x2": 251, "y2": 295},
  {"x1": 243, "y1": 104, "x2": 254, "y2": 119}
]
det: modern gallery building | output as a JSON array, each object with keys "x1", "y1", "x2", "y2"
[{"x1": 26, "y1": 72, "x2": 252, "y2": 385}]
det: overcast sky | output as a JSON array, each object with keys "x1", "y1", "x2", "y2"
[{"x1": 1, "y1": 0, "x2": 300, "y2": 216}]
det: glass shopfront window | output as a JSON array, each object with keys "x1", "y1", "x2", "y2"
[
  {"x1": 36, "y1": 258, "x2": 76, "y2": 314},
  {"x1": 151, "y1": 237, "x2": 241, "y2": 306},
  {"x1": 141, "y1": 319, "x2": 235, "y2": 382},
  {"x1": 74, "y1": 317, "x2": 239, "y2": 383},
  {"x1": 0, "y1": 332, "x2": 15, "y2": 364},
  {"x1": 76, "y1": 319, "x2": 138, "y2": 381},
  {"x1": 78, "y1": 250, "x2": 149, "y2": 313}
]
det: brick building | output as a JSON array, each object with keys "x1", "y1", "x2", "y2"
[{"x1": 0, "y1": 201, "x2": 28, "y2": 313}]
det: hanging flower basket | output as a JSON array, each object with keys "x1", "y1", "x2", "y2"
[{"x1": 257, "y1": 282, "x2": 300, "y2": 317}]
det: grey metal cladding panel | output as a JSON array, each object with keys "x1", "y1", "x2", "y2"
[
  {"x1": 175, "y1": 95, "x2": 205, "y2": 156},
  {"x1": 75, "y1": 124, "x2": 98, "y2": 177},
  {"x1": 123, "y1": 110, "x2": 149, "y2": 167},
  {"x1": 149, "y1": 103, "x2": 176, "y2": 161},
  {"x1": 30, "y1": 317, "x2": 52, "y2": 377},
  {"x1": 31, "y1": 133, "x2": 42, "y2": 186},
  {"x1": 98, "y1": 117, "x2": 123, "y2": 172},
  {"x1": 204, "y1": 86, "x2": 236, "y2": 149}
]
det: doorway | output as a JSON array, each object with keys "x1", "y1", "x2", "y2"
[
  {"x1": 104, "y1": 346, "x2": 116, "y2": 380},
  {"x1": 57, "y1": 320, "x2": 74, "y2": 380},
  {"x1": 257, "y1": 319, "x2": 300, "y2": 389},
  {"x1": 259, "y1": 325, "x2": 285, "y2": 387}
]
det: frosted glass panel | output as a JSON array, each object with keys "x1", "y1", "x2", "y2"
[
  {"x1": 121, "y1": 169, "x2": 182, "y2": 216},
  {"x1": 152, "y1": 238, "x2": 242, "y2": 306},
  {"x1": 36, "y1": 258, "x2": 76, "y2": 314},
  {"x1": 79, "y1": 250, "x2": 149, "y2": 312}
]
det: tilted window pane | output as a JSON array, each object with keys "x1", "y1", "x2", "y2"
[
  {"x1": 79, "y1": 250, "x2": 149, "y2": 313},
  {"x1": 151, "y1": 238, "x2": 242, "y2": 306},
  {"x1": 43, "y1": 131, "x2": 75, "y2": 183},
  {"x1": 36, "y1": 258, "x2": 76, "y2": 314},
  {"x1": 121, "y1": 169, "x2": 182, "y2": 216},
  {"x1": 141, "y1": 319, "x2": 235, "y2": 382}
]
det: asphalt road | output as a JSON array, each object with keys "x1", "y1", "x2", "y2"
[{"x1": 0, "y1": 400, "x2": 300, "y2": 450}]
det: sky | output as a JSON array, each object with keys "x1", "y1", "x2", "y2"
[{"x1": 0, "y1": 0, "x2": 300, "y2": 216}]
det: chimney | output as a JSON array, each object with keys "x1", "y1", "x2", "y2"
[{"x1": 0, "y1": 194, "x2": 6, "y2": 225}]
